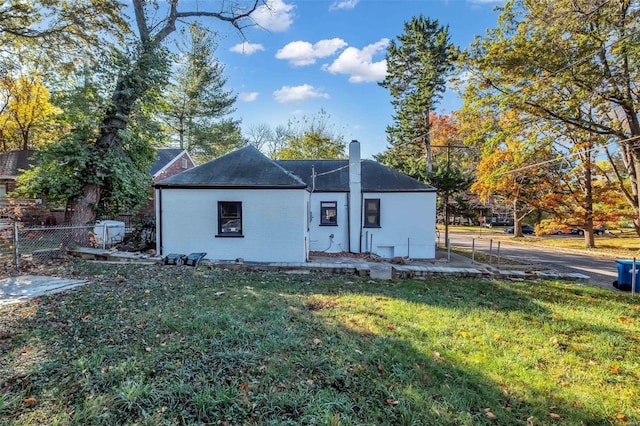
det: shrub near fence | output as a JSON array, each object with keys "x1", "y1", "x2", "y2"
[{"x1": 0, "y1": 223, "x2": 121, "y2": 267}]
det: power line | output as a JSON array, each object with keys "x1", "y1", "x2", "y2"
[{"x1": 495, "y1": 134, "x2": 640, "y2": 176}]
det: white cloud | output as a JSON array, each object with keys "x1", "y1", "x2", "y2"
[
  {"x1": 230, "y1": 42, "x2": 265, "y2": 55},
  {"x1": 273, "y1": 84, "x2": 330, "y2": 103},
  {"x1": 276, "y1": 38, "x2": 347, "y2": 66},
  {"x1": 329, "y1": 0, "x2": 359, "y2": 11},
  {"x1": 251, "y1": 0, "x2": 295, "y2": 32},
  {"x1": 238, "y1": 92, "x2": 260, "y2": 102},
  {"x1": 323, "y1": 38, "x2": 389, "y2": 83}
]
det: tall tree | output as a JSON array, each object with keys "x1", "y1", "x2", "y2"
[
  {"x1": 244, "y1": 123, "x2": 291, "y2": 158},
  {"x1": 245, "y1": 123, "x2": 274, "y2": 153},
  {"x1": 31, "y1": 1, "x2": 263, "y2": 225},
  {"x1": 162, "y1": 23, "x2": 243, "y2": 162},
  {"x1": 16, "y1": 60, "x2": 166, "y2": 219},
  {"x1": 470, "y1": 112, "x2": 564, "y2": 237},
  {"x1": 461, "y1": 0, "x2": 640, "y2": 234},
  {"x1": 376, "y1": 112, "x2": 475, "y2": 245},
  {"x1": 0, "y1": 1, "x2": 128, "y2": 71},
  {"x1": 376, "y1": 112, "x2": 475, "y2": 181},
  {"x1": 275, "y1": 132, "x2": 345, "y2": 160},
  {"x1": 0, "y1": 73, "x2": 61, "y2": 150},
  {"x1": 379, "y1": 15, "x2": 458, "y2": 175},
  {"x1": 274, "y1": 110, "x2": 346, "y2": 159}
]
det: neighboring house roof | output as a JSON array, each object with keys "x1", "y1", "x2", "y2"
[
  {"x1": 277, "y1": 159, "x2": 436, "y2": 192},
  {"x1": 151, "y1": 148, "x2": 193, "y2": 177},
  {"x1": 0, "y1": 150, "x2": 36, "y2": 179},
  {"x1": 155, "y1": 145, "x2": 307, "y2": 189}
]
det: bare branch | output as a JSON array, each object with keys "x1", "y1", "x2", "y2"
[{"x1": 150, "y1": 0, "x2": 262, "y2": 44}]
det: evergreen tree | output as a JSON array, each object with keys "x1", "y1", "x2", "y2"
[
  {"x1": 162, "y1": 24, "x2": 243, "y2": 162},
  {"x1": 379, "y1": 16, "x2": 458, "y2": 174}
]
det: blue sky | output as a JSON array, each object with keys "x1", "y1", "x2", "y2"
[{"x1": 210, "y1": 0, "x2": 504, "y2": 158}]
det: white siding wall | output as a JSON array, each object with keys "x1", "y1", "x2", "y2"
[
  {"x1": 157, "y1": 188, "x2": 308, "y2": 263},
  {"x1": 361, "y1": 192, "x2": 436, "y2": 259},
  {"x1": 308, "y1": 192, "x2": 349, "y2": 253}
]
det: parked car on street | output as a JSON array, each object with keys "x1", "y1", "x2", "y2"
[
  {"x1": 568, "y1": 227, "x2": 584, "y2": 236},
  {"x1": 504, "y1": 225, "x2": 534, "y2": 234},
  {"x1": 568, "y1": 226, "x2": 606, "y2": 236}
]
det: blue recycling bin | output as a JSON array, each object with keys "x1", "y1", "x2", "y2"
[{"x1": 614, "y1": 260, "x2": 640, "y2": 291}]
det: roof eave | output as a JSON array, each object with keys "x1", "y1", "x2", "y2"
[{"x1": 154, "y1": 183, "x2": 309, "y2": 190}]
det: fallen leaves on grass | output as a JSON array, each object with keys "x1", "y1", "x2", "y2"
[{"x1": 385, "y1": 398, "x2": 399, "y2": 406}]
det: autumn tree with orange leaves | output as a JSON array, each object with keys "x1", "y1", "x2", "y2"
[{"x1": 468, "y1": 110, "x2": 564, "y2": 238}]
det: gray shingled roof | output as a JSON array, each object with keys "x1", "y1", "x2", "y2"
[
  {"x1": 0, "y1": 150, "x2": 36, "y2": 178},
  {"x1": 150, "y1": 149, "x2": 185, "y2": 176},
  {"x1": 155, "y1": 145, "x2": 307, "y2": 188},
  {"x1": 277, "y1": 159, "x2": 435, "y2": 192}
]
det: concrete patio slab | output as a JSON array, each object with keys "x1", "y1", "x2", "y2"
[{"x1": 0, "y1": 275, "x2": 88, "y2": 306}]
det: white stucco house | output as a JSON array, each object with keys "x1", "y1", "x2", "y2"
[{"x1": 154, "y1": 140, "x2": 437, "y2": 263}]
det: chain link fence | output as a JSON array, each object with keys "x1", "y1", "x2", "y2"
[{"x1": 0, "y1": 222, "x2": 126, "y2": 268}]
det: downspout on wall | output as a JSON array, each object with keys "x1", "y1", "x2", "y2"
[
  {"x1": 348, "y1": 140, "x2": 362, "y2": 253},
  {"x1": 156, "y1": 187, "x2": 163, "y2": 256}
]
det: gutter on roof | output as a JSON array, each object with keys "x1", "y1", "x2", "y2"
[
  {"x1": 362, "y1": 188, "x2": 437, "y2": 193},
  {"x1": 153, "y1": 184, "x2": 309, "y2": 190}
]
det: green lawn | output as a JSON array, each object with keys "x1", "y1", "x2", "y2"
[{"x1": 1, "y1": 262, "x2": 639, "y2": 425}]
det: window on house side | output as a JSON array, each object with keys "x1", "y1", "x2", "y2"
[
  {"x1": 320, "y1": 201, "x2": 337, "y2": 226},
  {"x1": 218, "y1": 201, "x2": 242, "y2": 236},
  {"x1": 181, "y1": 158, "x2": 188, "y2": 169},
  {"x1": 363, "y1": 198, "x2": 380, "y2": 228}
]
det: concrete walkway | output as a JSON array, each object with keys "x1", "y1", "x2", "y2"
[{"x1": 0, "y1": 275, "x2": 87, "y2": 306}]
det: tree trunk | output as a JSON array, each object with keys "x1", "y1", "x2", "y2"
[
  {"x1": 512, "y1": 198, "x2": 523, "y2": 238},
  {"x1": 583, "y1": 150, "x2": 595, "y2": 248},
  {"x1": 633, "y1": 150, "x2": 640, "y2": 236},
  {"x1": 68, "y1": 46, "x2": 156, "y2": 225},
  {"x1": 71, "y1": 183, "x2": 101, "y2": 226}
]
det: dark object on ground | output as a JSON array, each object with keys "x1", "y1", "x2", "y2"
[
  {"x1": 164, "y1": 253, "x2": 186, "y2": 265},
  {"x1": 184, "y1": 253, "x2": 207, "y2": 267}
]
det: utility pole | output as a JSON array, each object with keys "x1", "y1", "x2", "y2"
[
  {"x1": 424, "y1": 110, "x2": 432, "y2": 174},
  {"x1": 430, "y1": 142, "x2": 470, "y2": 248}
]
